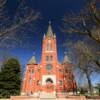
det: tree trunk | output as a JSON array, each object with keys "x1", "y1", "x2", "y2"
[
  {"x1": 86, "y1": 72, "x2": 93, "y2": 94},
  {"x1": 94, "y1": 60, "x2": 100, "y2": 68}
]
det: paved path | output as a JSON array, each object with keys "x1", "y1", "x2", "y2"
[{"x1": 0, "y1": 98, "x2": 85, "y2": 100}]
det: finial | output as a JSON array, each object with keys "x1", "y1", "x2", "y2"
[
  {"x1": 54, "y1": 33, "x2": 56, "y2": 38},
  {"x1": 64, "y1": 52, "x2": 67, "y2": 55},
  {"x1": 49, "y1": 21, "x2": 51, "y2": 25},
  {"x1": 43, "y1": 34, "x2": 45, "y2": 38},
  {"x1": 33, "y1": 52, "x2": 35, "y2": 56}
]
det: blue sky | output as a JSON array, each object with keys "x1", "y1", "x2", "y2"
[
  {"x1": 1, "y1": 0, "x2": 100, "y2": 85},
  {"x1": 5, "y1": 0, "x2": 86, "y2": 65}
]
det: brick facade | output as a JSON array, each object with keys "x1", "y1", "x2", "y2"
[{"x1": 21, "y1": 22, "x2": 77, "y2": 97}]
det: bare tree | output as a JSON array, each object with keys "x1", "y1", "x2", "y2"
[
  {"x1": 65, "y1": 41, "x2": 100, "y2": 94},
  {"x1": 63, "y1": 0, "x2": 100, "y2": 43},
  {"x1": 0, "y1": 0, "x2": 40, "y2": 48}
]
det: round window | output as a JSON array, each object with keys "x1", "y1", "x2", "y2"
[{"x1": 46, "y1": 64, "x2": 52, "y2": 70}]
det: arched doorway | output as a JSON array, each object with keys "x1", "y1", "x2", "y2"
[
  {"x1": 46, "y1": 78, "x2": 53, "y2": 83},
  {"x1": 45, "y1": 78, "x2": 54, "y2": 92}
]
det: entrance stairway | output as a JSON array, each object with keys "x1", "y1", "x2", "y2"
[{"x1": 39, "y1": 92, "x2": 56, "y2": 99}]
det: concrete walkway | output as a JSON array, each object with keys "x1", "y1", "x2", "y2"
[
  {"x1": 10, "y1": 96, "x2": 86, "y2": 100},
  {"x1": 0, "y1": 96, "x2": 100, "y2": 100},
  {"x1": 0, "y1": 98, "x2": 100, "y2": 100}
]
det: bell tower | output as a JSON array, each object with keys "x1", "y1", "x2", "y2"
[{"x1": 41, "y1": 22, "x2": 58, "y2": 65}]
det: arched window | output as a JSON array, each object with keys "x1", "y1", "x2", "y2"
[
  {"x1": 32, "y1": 69, "x2": 34, "y2": 73},
  {"x1": 37, "y1": 80, "x2": 40, "y2": 85},
  {"x1": 59, "y1": 80, "x2": 63, "y2": 85},
  {"x1": 46, "y1": 43, "x2": 52, "y2": 51},
  {"x1": 28, "y1": 69, "x2": 31, "y2": 72},
  {"x1": 46, "y1": 56, "x2": 49, "y2": 61},
  {"x1": 38, "y1": 68, "x2": 40, "y2": 72},
  {"x1": 31, "y1": 91, "x2": 33, "y2": 94},
  {"x1": 59, "y1": 69, "x2": 63, "y2": 72},
  {"x1": 50, "y1": 55, "x2": 53, "y2": 61},
  {"x1": 49, "y1": 44, "x2": 52, "y2": 50},
  {"x1": 46, "y1": 44, "x2": 49, "y2": 50},
  {"x1": 29, "y1": 77, "x2": 32, "y2": 84}
]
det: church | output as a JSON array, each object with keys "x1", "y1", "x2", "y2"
[{"x1": 21, "y1": 22, "x2": 77, "y2": 97}]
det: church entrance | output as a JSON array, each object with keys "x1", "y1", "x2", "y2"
[
  {"x1": 42, "y1": 75, "x2": 56, "y2": 93},
  {"x1": 45, "y1": 78, "x2": 54, "y2": 92},
  {"x1": 40, "y1": 76, "x2": 56, "y2": 98}
]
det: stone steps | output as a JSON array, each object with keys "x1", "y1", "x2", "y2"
[{"x1": 39, "y1": 93, "x2": 56, "y2": 99}]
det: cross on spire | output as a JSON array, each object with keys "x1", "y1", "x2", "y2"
[{"x1": 49, "y1": 21, "x2": 51, "y2": 25}]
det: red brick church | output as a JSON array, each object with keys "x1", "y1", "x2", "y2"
[{"x1": 21, "y1": 22, "x2": 77, "y2": 97}]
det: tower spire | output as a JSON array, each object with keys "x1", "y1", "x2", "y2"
[
  {"x1": 46, "y1": 21, "x2": 54, "y2": 37},
  {"x1": 63, "y1": 52, "x2": 71, "y2": 64},
  {"x1": 49, "y1": 21, "x2": 51, "y2": 25}
]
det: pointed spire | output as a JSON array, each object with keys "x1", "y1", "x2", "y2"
[
  {"x1": 28, "y1": 55, "x2": 37, "y2": 64},
  {"x1": 43, "y1": 34, "x2": 45, "y2": 38},
  {"x1": 46, "y1": 21, "x2": 54, "y2": 37},
  {"x1": 63, "y1": 52, "x2": 71, "y2": 64},
  {"x1": 54, "y1": 33, "x2": 56, "y2": 38}
]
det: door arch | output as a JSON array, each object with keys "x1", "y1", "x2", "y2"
[
  {"x1": 46, "y1": 78, "x2": 53, "y2": 83},
  {"x1": 45, "y1": 78, "x2": 54, "y2": 92}
]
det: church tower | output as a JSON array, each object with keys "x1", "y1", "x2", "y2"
[
  {"x1": 41, "y1": 21, "x2": 57, "y2": 65},
  {"x1": 39, "y1": 22, "x2": 59, "y2": 94}
]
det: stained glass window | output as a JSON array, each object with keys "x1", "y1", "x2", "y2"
[{"x1": 46, "y1": 64, "x2": 52, "y2": 70}]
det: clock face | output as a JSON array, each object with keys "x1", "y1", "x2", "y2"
[{"x1": 46, "y1": 64, "x2": 52, "y2": 70}]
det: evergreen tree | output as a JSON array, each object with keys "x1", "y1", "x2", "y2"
[{"x1": 0, "y1": 58, "x2": 21, "y2": 98}]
